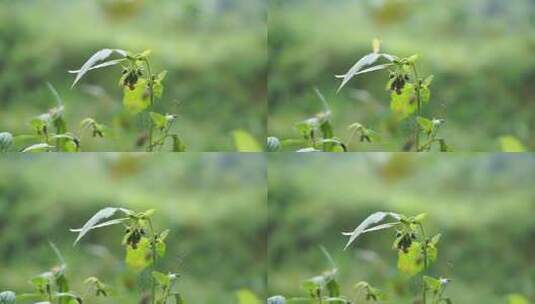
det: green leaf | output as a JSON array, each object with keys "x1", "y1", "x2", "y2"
[
  {"x1": 342, "y1": 212, "x2": 401, "y2": 250},
  {"x1": 21, "y1": 143, "x2": 54, "y2": 153},
  {"x1": 0, "y1": 132, "x2": 13, "y2": 152},
  {"x1": 420, "y1": 85, "x2": 431, "y2": 104},
  {"x1": 406, "y1": 54, "x2": 419, "y2": 64},
  {"x1": 125, "y1": 237, "x2": 153, "y2": 271},
  {"x1": 398, "y1": 242, "x2": 424, "y2": 277},
  {"x1": 423, "y1": 75, "x2": 434, "y2": 87},
  {"x1": 423, "y1": 276, "x2": 441, "y2": 293},
  {"x1": 171, "y1": 134, "x2": 186, "y2": 152},
  {"x1": 233, "y1": 130, "x2": 262, "y2": 152},
  {"x1": 70, "y1": 48, "x2": 126, "y2": 87},
  {"x1": 71, "y1": 207, "x2": 132, "y2": 246},
  {"x1": 390, "y1": 83, "x2": 417, "y2": 119},
  {"x1": 325, "y1": 279, "x2": 340, "y2": 297},
  {"x1": 150, "y1": 112, "x2": 167, "y2": 130},
  {"x1": 499, "y1": 135, "x2": 526, "y2": 152},
  {"x1": 153, "y1": 70, "x2": 167, "y2": 99},
  {"x1": 0, "y1": 291, "x2": 16, "y2": 304},
  {"x1": 336, "y1": 53, "x2": 381, "y2": 93},
  {"x1": 507, "y1": 294, "x2": 530, "y2": 304},
  {"x1": 152, "y1": 271, "x2": 170, "y2": 287},
  {"x1": 417, "y1": 117, "x2": 433, "y2": 134},
  {"x1": 236, "y1": 289, "x2": 261, "y2": 304},
  {"x1": 123, "y1": 79, "x2": 150, "y2": 114}
]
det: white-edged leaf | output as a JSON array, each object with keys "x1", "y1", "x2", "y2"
[
  {"x1": 0, "y1": 291, "x2": 16, "y2": 304},
  {"x1": 21, "y1": 143, "x2": 54, "y2": 153},
  {"x1": 72, "y1": 207, "x2": 132, "y2": 246},
  {"x1": 335, "y1": 64, "x2": 393, "y2": 80},
  {"x1": 46, "y1": 82, "x2": 63, "y2": 106},
  {"x1": 336, "y1": 53, "x2": 380, "y2": 93},
  {"x1": 70, "y1": 49, "x2": 126, "y2": 88},
  {"x1": 343, "y1": 212, "x2": 401, "y2": 250},
  {"x1": 342, "y1": 222, "x2": 399, "y2": 235},
  {"x1": 70, "y1": 218, "x2": 128, "y2": 232},
  {"x1": 68, "y1": 58, "x2": 125, "y2": 74}
]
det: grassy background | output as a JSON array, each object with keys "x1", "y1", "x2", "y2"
[
  {"x1": 268, "y1": 153, "x2": 535, "y2": 303},
  {"x1": 0, "y1": 154, "x2": 266, "y2": 303},
  {"x1": 268, "y1": 0, "x2": 535, "y2": 151},
  {"x1": 0, "y1": 0, "x2": 266, "y2": 151}
]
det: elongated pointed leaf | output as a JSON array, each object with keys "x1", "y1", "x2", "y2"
[
  {"x1": 70, "y1": 49, "x2": 126, "y2": 88},
  {"x1": 343, "y1": 212, "x2": 400, "y2": 250},
  {"x1": 335, "y1": 64, "x2": 393, "y2": 81},
  {"x1": 21, "y1": 143, "x2": 54, "y2": 153},
  {"x1": 70, "y1": 218, "x2": 128, "y2": 232},
  {"x1": 72, "y1": 207, "x2": 131, "y2": 246},
  {"x1": 68, "y1": 59, "x2": 125, "y2": 74},
  {"x1": 336, "y1": 53, "x2": 380, "y2": 93}
]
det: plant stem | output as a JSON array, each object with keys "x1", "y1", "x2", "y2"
[
  {"x1": 143, "y1": 59, "x2": 155, "y2": 152},
  {"x1": 418, "y1": 223, "x2": 428, "y2": 304},
  {"x1": 411, "y1": 64, "x2": 422, "y2": 152},
  {"x1": 148, "y1": 219, "x2": 158, "y2": 304}
]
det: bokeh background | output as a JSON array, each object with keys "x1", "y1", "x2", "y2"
[
  {"x1": 0, "y1": 0, "x2": 266, "y2": 151},
  {"x1": 268, "y1": 0, "x2": 535, "y2": 151},
  {"x1": 268, "y1": 153, "x2": 535, "y2": 303},
  {"x1": 0, "y1": 154, "x2": 266, "y2": 303}
]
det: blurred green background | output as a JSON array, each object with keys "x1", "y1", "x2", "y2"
[
  {"x1": 268, "y1": 0, "x2": 535, "y2": 151},
  {"x1": 0, "y1": 153, "x2": 266, "y2": 303},
  {"x1": 268, "y1": 153, "x2": 535, "y2": 303},
  {"x1": 0, "y1": 0, "x2": 266, "y2": 151}
]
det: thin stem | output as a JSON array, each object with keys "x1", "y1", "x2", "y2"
[
  {"x1": 143, "y1": 59, "x2": 155, "y2": 152},
  {"x1": 418, "y1": 223, "x2": 428, "y2": 304},
  {"x1": 148, "y1": 219, "x2": 158, "y2": 304},
  {"x1": 411, "y1": 64, "x2": 422, "y2": 152}
]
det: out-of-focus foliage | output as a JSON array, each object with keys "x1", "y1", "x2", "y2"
[
  {"x1": 268, "y1": 0, "x2": 535, "y2": 151},
  {"x1": 0, "y1": 0, "x2": 266, "y2": 151},
  {"x1": 0, "y1": 154, "x2": 267, "y2": 303},
  {"x1": 268, "y1": 153, "x2": 535, "y2": 303}
]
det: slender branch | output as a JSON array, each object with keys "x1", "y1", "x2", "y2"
[
  {"x1": 418, "y1": 223, "x2": 428, "y2": 304},
  {"x1": 411, "y1": 64, "x2": 422, "y2": 152},
  {"x1": 143, "y1": 59, "x2": 155, "y2": 152},
  {"x1": 148, "y1": 219, "x2": 158, "y2": 304}
]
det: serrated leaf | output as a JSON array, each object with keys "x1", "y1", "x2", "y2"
[
  {"x1": 343, "y1": 212, "x2": 401, "y2": 250},
  {"x1": 72, "y1": 207, "x2": 131, "y2": 246},
  {"x1": 123, "y1": 79, "x2": 150, "y2": 114}
]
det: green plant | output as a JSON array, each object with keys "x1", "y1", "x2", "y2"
[
  {"x1": 0, "y1": 207, "x2": 183, "y2": 304},
  {"x1": 337, "y1": 39, "x2": 450, "y2": 152},
  {"x1": 0, "y1": 83, "x2": 103, "y2": 152},
  {"x1": 266, "y1": 89, "x2": 375, "y2": 152},
  {"x1": 0, "y1": 242, "x2": 107, "y2": 304},
  {"x1": 69, "y1": 48, "x2": 185, "y2": 152},
  {"x1": 269, "y1": 212, "x2": 453, "y2": 304},
  {"x1": 70, "y1": 207, "x2": 183, "y2": 304}
]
